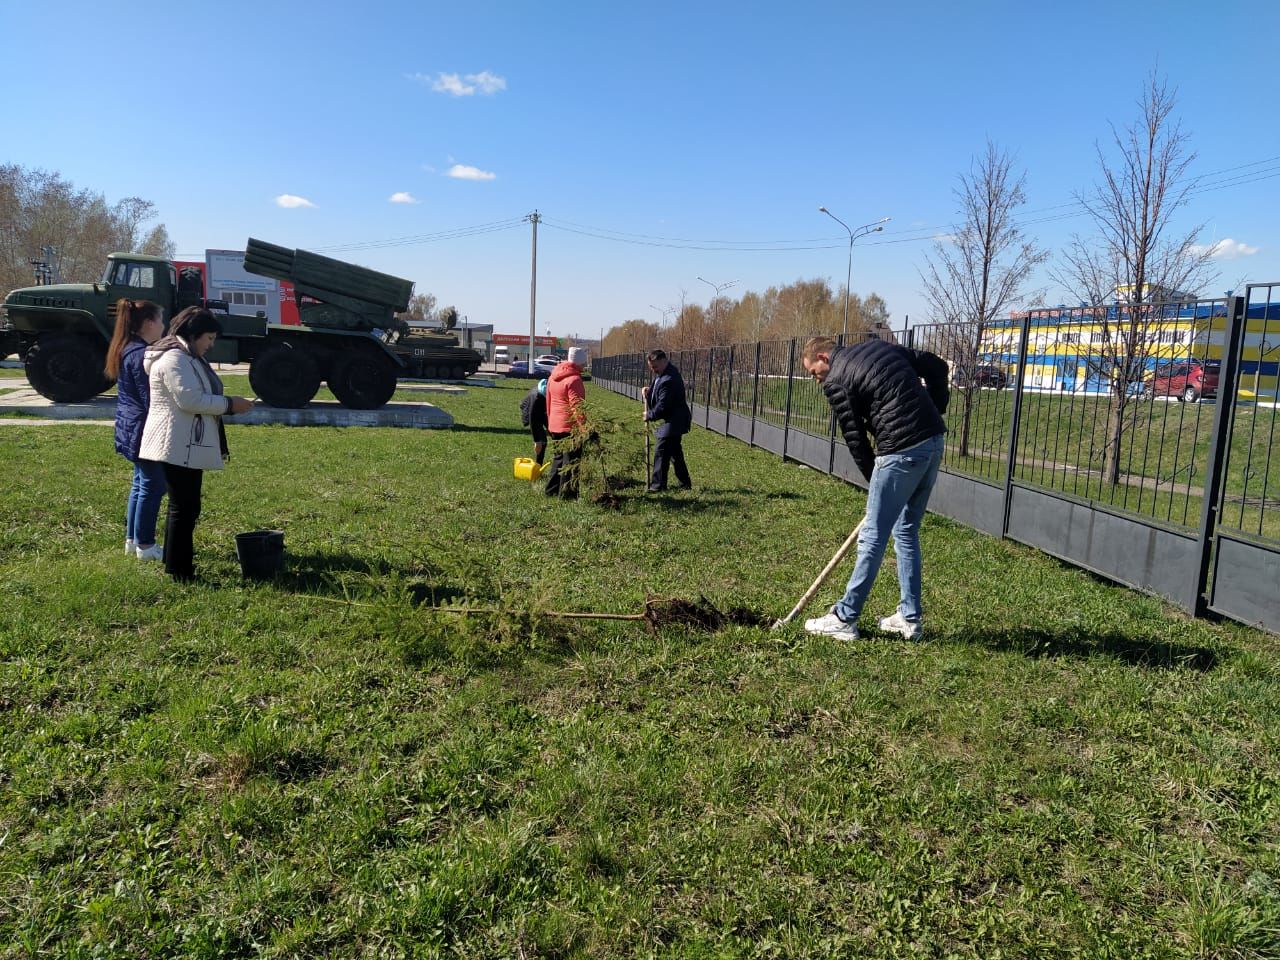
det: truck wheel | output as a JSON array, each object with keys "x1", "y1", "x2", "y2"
[
  {"x1": 25, "y1": 333, "x2": 109, "y2": 402},
  {"x1": 249, "y1": 342, "x2": 321, "y2": 408},
  {"x1": 328, "y1": 347, "x2": 397, "y2": 409}
]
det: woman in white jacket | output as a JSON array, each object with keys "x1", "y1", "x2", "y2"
[{"x1": 138, "y1": 308, "x2": 253, "y2": 581}]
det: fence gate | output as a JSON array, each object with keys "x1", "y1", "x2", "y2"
[{"x1": 1202, "y1": 285, "x2": 1280, "y2": 632}]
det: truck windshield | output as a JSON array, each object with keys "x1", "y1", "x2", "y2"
[{"x1": 110, "y1": 262, "x2": 156, "y2": 288}]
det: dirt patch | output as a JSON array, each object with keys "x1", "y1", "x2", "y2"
[{"x1": 642, "y1": 594, "x2": 772, "y2": 632}]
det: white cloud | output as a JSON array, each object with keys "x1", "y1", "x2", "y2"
[
  {"x1": 275, "y1": 194, "x2": 315, "y2": 209},
  {"x1": 432, "y1": 73, "x2": 470, "y2": 96},
  {"x1": 1192, "y1": 238, "x2": 1259, "y2": 260},
  {"x1": 388, "y1": 192, "x2": 420, "y2": 204},
  {"x1": 413, "y1": 70, "x2": 507, "y2": 97},
  {"x1": 446, "y1": 164, "x2": 496, "y2": 182},
  {"x1": 468, "y1": 71, "x2": 506, "y2": 94}
]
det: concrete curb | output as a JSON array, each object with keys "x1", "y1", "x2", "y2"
[{"x1": 0, "y1": 384, "x2": 454, "y2": 429}]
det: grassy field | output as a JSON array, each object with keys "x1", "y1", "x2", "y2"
[{"x1": 1, "y1": 379, "x2": 1279, "y2": 958}]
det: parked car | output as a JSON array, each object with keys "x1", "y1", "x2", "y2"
[
  {"x1": 1148, "y1": 360, "x2": 1220, "y2": 402},
  {"x1": 534, "y1": 354, "x2": 565, "y2": 366},
  {"x1": 952, "y1": 364, "x2": 1009, "y2": 390},
  {"x1": 505, "y1": 360, "x2": 557, "y2": 379}
]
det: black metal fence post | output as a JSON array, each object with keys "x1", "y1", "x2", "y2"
[
  {"x1": 704, "y1": 349, "x2": 714, "y2": 428},
  {"x1": 725, "y1": 345, "x2": 734, "y2": 433},
  {"x1": 689, "y1": 350, "x2": 699, "y2": 421},
  {"x1": 749, "y1": 341, "x2": 761, "y2": 447},
  {"x1": 782, "y1": 339, "x2": 796, "y2": 462},
  {"x1": 1194, "y1": 294, "x2": 1248, "y2": 617},
  {"x1": 1002, "y1": 312, "x2": 1034, "y2": 537}
]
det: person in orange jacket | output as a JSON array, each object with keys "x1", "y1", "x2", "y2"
[{"x1": 543, "y1": 347, "x2": 590, "y2": 498}]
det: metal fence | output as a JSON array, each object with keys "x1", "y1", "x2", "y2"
[{"x1": 594, "y1": 288, "x2": 1280, "y2": 633}]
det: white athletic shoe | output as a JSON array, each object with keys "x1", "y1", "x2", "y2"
[
  {"x1": 803, "y1": 610, "x2": 859, "y2": 641},
  {"x1": 878, "y1": 611, "x2": 923, "y2": 640},
  {"x1": 135, "y1": 544, "x2": 163, "y2": 561},
  {"x1": 125, "y1": 538, "x2": 136, "y2": 556}
]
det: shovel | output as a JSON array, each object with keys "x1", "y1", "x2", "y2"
[
  {"x1": 644, "y1": 420, "x2": 652, "y2": 487},
  {"x1": 772, "y1": 518, "x2": 865, "y2": 628}
]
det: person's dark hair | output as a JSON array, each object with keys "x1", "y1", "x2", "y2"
[
  {"x1": 646, "y1": 349, "x2": 667, "y2": 363},
  {"x1": 169, "y1": 307, "x2": 223, "y2": 343},
  {"x1": 105, "y1": 299, "x2": 163, "y2": 378}
]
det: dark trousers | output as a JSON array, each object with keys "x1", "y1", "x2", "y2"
[
  {"x1": 651, "y1": 432, "x2": 691, "y2": 490},
  {"x1": 542, "y1": 431, "x2": 581, "y2": 499},
  {"x1": 162, "y1": 464, "x2": 203, "y2": 580},
  {"x1": 531, "y1": 424, "x2": 547, "y2": 465}
]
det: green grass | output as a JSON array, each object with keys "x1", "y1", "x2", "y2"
[{"x1": 2, "y1": 380, "x2": 1279, "y2": 957}]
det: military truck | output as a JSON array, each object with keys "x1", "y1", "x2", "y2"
[{"x1": 0, "y1": 238, "x2": 482, "y2": 409}]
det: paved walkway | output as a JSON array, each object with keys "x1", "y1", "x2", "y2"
[{"x1": 0, "y1": 377, "x2": 455, "y2": 429}]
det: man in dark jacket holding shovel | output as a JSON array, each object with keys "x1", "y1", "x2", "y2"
[
  {"x1": 799, "y1": 335, "x2": 949, "y2": 642},
  {"x1": 643, "y1": 349, "x2": 692, "y2": 492}
]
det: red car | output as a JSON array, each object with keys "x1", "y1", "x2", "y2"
[{"x1": 1148, "y1": 360, "x2": 1220, "y2": 402}]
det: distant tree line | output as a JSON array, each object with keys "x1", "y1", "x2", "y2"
[
  {"x1": 0, "y1": 165, "x2": 175, "y2": 294},
  {"x1": 603, "y1": 280, "x2": 890, "y2": 357}
]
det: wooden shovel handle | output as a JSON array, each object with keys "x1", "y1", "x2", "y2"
[{"x1": 773, "y1": 518, "x2": 865, "y2": 627}]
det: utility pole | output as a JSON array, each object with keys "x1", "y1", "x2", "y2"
[{"x1": 526, "y1": 211, "x2": 540, "y2": 369}]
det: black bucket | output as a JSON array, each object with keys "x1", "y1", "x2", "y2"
[{"x1": 235, "y1": 529, "x2": 285, "y2": 580}]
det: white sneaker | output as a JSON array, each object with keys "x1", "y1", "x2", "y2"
[
  {"x1": 879, "y1": 611, "x2": 923, "y2": 640},
  {"x1": 803, "y1": 610, "x2": 859, "y2": 640},
  {"x1": 135, "y1": 543, "x2": 163, "y2": 561},
  {"x1": 125, "y1": 538, "x2": 136, "y2": 556}
]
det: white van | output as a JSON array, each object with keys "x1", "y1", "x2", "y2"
[{"x1": 493, "y1": 346, "x2": 509, "y2": 365}]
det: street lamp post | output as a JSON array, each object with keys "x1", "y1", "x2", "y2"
[
  {"x1": 696, "y1": 276, "x2": 738, "y2": 336},
  {"x1": 818, "y1": 207, "x2": 890, "y2": 342}
]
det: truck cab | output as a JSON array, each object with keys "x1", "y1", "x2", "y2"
[
  {"x1": 1, "y1": 252, "x2": 266, "y2": 401},
  {"x1": 2, "y1": 254, "x2": 167, "y2": 400}
]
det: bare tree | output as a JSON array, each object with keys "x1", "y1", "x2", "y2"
[
  {"x1": 139, "y1": 223, "x2": 175, "y2": 259},
  {"x1": 920, "y1": 141, "x2": 1046, "y2": 456},
  {"x1": 0, "y1": 165, "x2": 174, "y2": 293},
  {"x1": 397, "y1": 292, "x2": 438, "y2": 323},
  {"x1": 601, "y1": 318, "x2": 660, "y2": 356},
  {"x1": 1053, "y1": 74, "x2": 1217, "y2": 485}
]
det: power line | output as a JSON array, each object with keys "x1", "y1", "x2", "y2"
[
  {"x1": 316, "y1": 218, "x2": 526, "y2": 252},
  {"x1": 180, "y1": 153, "x2": 1280, "y2": 262}
]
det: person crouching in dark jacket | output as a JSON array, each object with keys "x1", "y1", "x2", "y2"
[
  {"x1": 799, "y1": 335, "x2": 949, "y2": 642},
  {"x1": 519, "y1": 378, "x2": 549, "y2": 466},
  {"x1": 642, "y1": 349, "x2": 692, "y2": 492}
]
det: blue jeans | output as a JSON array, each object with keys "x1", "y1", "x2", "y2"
[
  {"x1": 126, "y1": 459, "x2": 167, "y2": 546},
  {"x1": 835, "y1": 433, "x2": 944, "y2": 625}
]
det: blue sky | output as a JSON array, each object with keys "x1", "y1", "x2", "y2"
[{"x1": 5, "y1": 0, "x2": 1278, "y2": 339}]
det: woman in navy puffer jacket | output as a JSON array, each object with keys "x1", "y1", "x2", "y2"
[{"x1": 105, "y1": 299, "x2": 167, "y2": 560}]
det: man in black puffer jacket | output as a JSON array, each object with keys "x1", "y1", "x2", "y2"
[{"x1": 799, "y1": 335, "x2": 949, "y2": 642}]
